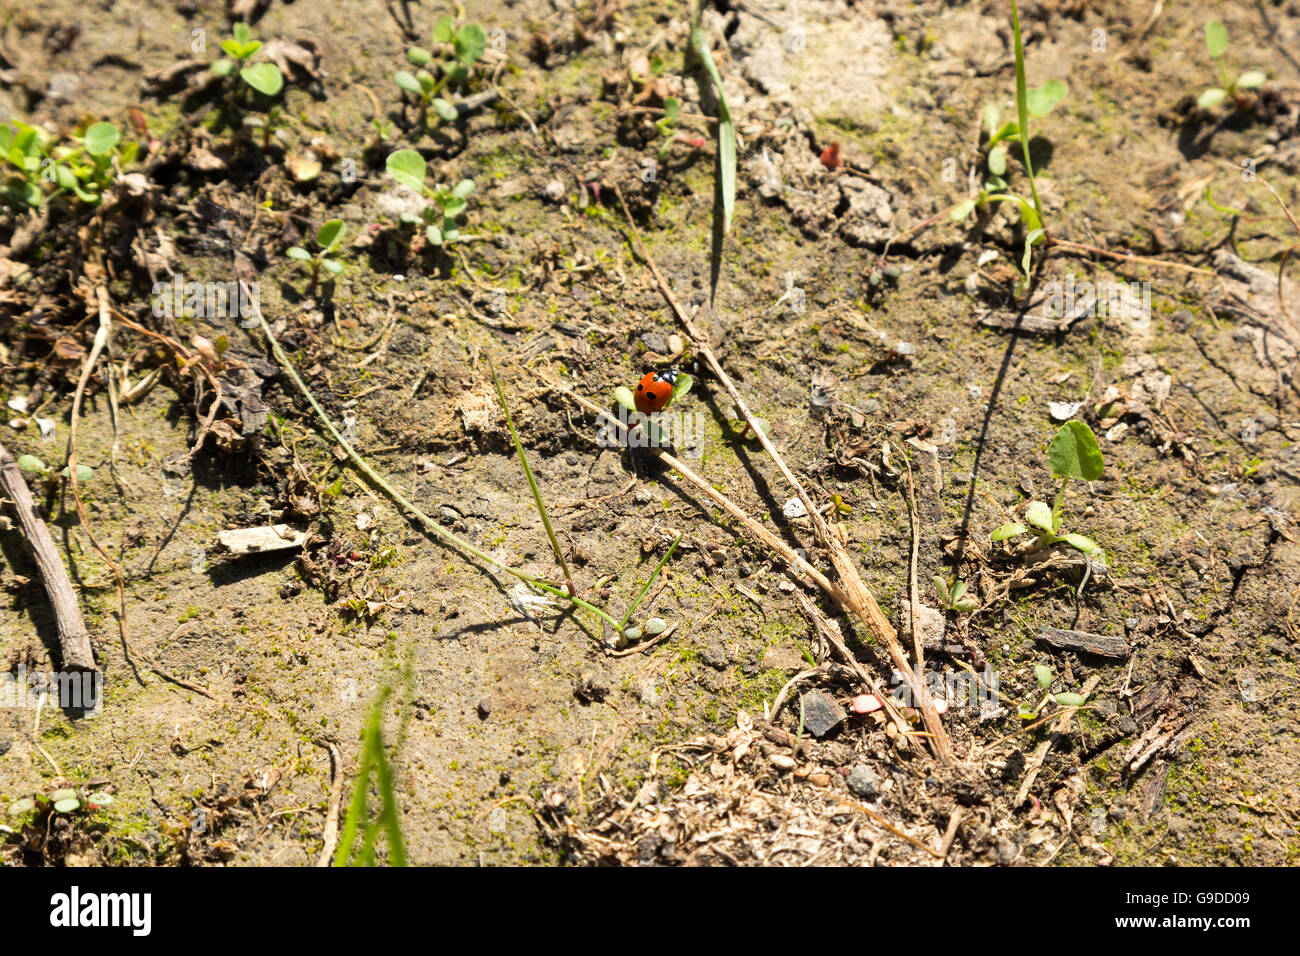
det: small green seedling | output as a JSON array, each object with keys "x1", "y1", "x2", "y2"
[
  {"x1": 991, "y1": 419, "x2": 1105, "y2": 560},
  {"x1": 16, "y1": 455, "x2": 94, "y2": 485},
  {"x1": 211, "y1": 22, "x2": 284, "y2": 97},
  {"x1": 933, "y1": 575, "x2": 978, "y2": 613},
  {"x1": 385, "y1": 149, "x2": 475, "y2": 247},
  {"x1": 1018, "y1": 663, "x2": 1088, "y2": 718},
  {"x1": 395, "y1": 16, "x2": 487, "y2": 128},
  {"x1": 1, "y1": 120, "x2": 52, "y2": 207},
  {"x1": 1197, "y1": 20, "x2": 1266, "y2": 111},
  {"x1": 981, "y1": 80, "x2": 1067, "y2": 179},
  {"x1": 49, "y1": 122, "x2": 134, "y2": 205},
  {"x1": 7, "y1": 789, "x2": 115, "y2": 821},
  {"x1": 286, "y1": 219, "x2": 347, "y2": 290}
]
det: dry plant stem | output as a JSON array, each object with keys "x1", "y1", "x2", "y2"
[
  {"x1": 612, "y1": 186, "x2": 954, "y2": 764},
  {"x1": 902, "y1": 456, "x2": 924, "y2": 684},
  {"x1": 66, "y1": 287, "x2": 132, "y2": 670},
  {"x1": 542, "y1": 378, "x2": 837, "y2": 594},
  {"x1": 315, "y1": 738, "x2": 344, "y2": 867},
  {"x1": 0, "y1": 442, "x2": 96, "y2": 671},
  {"x1": 1045, "y1": 236, "x2": 1215, "y2": 276}
]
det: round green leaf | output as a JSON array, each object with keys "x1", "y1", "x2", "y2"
[
  {"x1": 452, "y1": 179, "x2": 476, "y2": 199},
  {"x1": 386, "y1": 149, "x2": 427, "y2": 192},
  {"x1": 425, "y1": 224, "x2": 444, "y2": 246},
  {"x1": 454, "y1": 24, "x2": 487, "y2": 66},
  {"x1": 83, "y1": 122, "x2": 119, "y2": 158},
  {"x1": 53, "y1": 797, "x2": 80, "y2": 813},
  {"x1": 1060, "y1": 532, "x2": 1103, "y2": 558},
  {"x1": 316, "y1": 219, "x2": 345, "y2": 251},
  {"x1": 321, "y1": 258, "x2": 344, "y2": 275},
  {"x1": 1035, "y1": 664, "x2": 1053, "y2": 689},
  {"x1": 670, "y1": 373, "x2": 693, "y2": 402},
  {"x1": 1048, "y1": 420, "x2": 1104, "y2": 481},
  {"x1": 991, "y1": 522, "x2": 1028, "y2": 542},
  {"x1": 1054, "y1": 692, "x2": 1086, "y2": 707},
  {"x1": 7, "y1": 797, "x2": 36, "y2": 815},
  {"x1": 16, "y1": 454, "x2": 47, "y2": 474},
  {"x1": 1026, "y1": 79, "x2": 1067, "y2": 117},
  {"x1": 240, "y1": 63, "x2": 283, "y2": 97},
  {"x1": 432, "y1": 16, "x2": 455, "y2": 44},
  {"x1": 644, "y1": 617, "x2": 667, "y2": 635},
  {"x1": 285, "y1": 246, "x2": 312, "y2": 261},
  {"x1": 623, "y1": 626, "x2": 643, "y2": 642},
  {"x1": 59, "y1": 464, "x2": 94, "y2": 482},
  {"x1": 87, "y1": 792, "x2": 115, "y2": 808},
  {"x1": 406, "y1": 46, "x2": 432, "y2": 67},
  {"x1": 1236, "y1": 71, "x2": 1266, "y2": 90},
  {"x1": 211, "y1": 58, "x2": 236, "y2": 77}
]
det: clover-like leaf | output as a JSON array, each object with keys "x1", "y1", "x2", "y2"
[
  {"x1": 83, "y1": 122, "x2": 119, "y2": 158},
  {"x1": 386, "y1": 149, "x2": 427, "y2": 193},
  {"x1": 1048, "y1": 419, "x2": 1104, "y2": 482},
  {"x1": 454, "y1": 24, "x2": 487, "y2": 66},
  {"x1": 316, "y1": 219, "x2": 345, "y2": 251},
  {"x1": 432, "y1": 16, "x2": 456, "y2": 44},
  {"x1": 240, "y1": 63, "x2": 283, "y2": 97}
]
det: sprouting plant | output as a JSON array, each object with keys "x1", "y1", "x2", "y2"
[
  {"x1": 1, "y1": 121, "x2": 51, "y2": 208},
  {"x1": 1019, "y1": 663, "x2": 1088, "y2": 718},
  {"x1": 933, "y1": 575, "x2": 978, "y2": 613},
  {"x1": 981, "y1": 79, "x2": 1066, "y2": 179},
  {"x1": 244, "y1": 106, "x2": 290, "y2": 150},
  {"x1": 286, "y1": 219, "x2": 346, "y2": 290},
  {"x1": 1197, "y1": 20, "x2": 1266, "y2": 111},
  {"x1": 384, "y1": 149, "x2": 475, "y2": 247},
  {"x1": 960, "y1": 1, "x2": 1062, "y2": 295},
  {"x1": 7, "y1": 787, "x2": 115, "y2": 821},
  {"x1": 16, "y1": 454, "x2": 94, "y2": 486},
  {"x1": 333, "y1": 653, "x2": 413, "y2": 866},
  {"x1": 991, "y1": 419, "x2": 1105, "y2": 560},
  {"x1": 210, "y1": 22, "x2": 284, "y2": 98},
  {"x1": 394, "y1": 16, "x2": 487, "y2": 128},
  {"x1": 49, "y1": 122, "x2": 135, "y2": 204}
]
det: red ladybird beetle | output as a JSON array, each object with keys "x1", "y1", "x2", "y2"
[{"x1": 634, "y1": 369, "x2": 679, "y2": 414}]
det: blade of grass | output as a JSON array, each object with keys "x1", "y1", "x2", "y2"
[
  {"x1": 489, "y1": 356, "x2": 575, "y2": 596},
  {"x1": 1010, "y1": 0, "x2": 1043, "y2": 221},
  {"x1": 690, "y1": 25, "x2": 735, "y2": 235},
  {"x1": 617, "y1": 533, "x2": 682, "y2": 632},
  {"x1": 249, "y1": 287, "x2": 621, "y2": 633}
]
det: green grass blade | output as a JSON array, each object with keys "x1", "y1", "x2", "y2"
[
  {"x1": 1009, "y1": 0, "x2": 1043, "y2": 221},
  {"x1": 489, "y1": 356, "x2": 575, "y2": 595},
  {"x1": 691, "y1": 26, "x2": 735, "y2": 236},
  {"x1": 618, "y1": 534, "x2": 682, "y2": 632}
]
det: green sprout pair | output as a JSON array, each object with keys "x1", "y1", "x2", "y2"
[
  {"x1": 954, "y1": 1, "x2": 1064, "y2": 295},
  {"x1": 1020, "y1": 663, "x2": 1087, "y2": 718},
  {"x1": 211, "y1": 22, "x2": 284, "y2": 97},
  {"x1": 394, "y1": 16, "x2": 487, "y2": 127},
  {"x1": 16, "y1": 454, "x2": 94, "y2": 485},
  {"x1": 933, "y1": 576, "x2": 978, "y2": 613},
  {"x1": 385, "y1": 149, "x2": 475, "y2": 247},
  {"x1": 8, "y1": 788, "x2": 114, "y2": 818},
  {"x1": 1197, "y1": 20, "x2": 1266, "y2": 111},
  {"x1": 287, "y1": 219, "x2": 346, "y2": 290},
  {"x1": 992, "y1": 420, "x2": 1105, "y2": 560}
]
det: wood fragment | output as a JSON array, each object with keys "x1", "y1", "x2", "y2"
[
  {"x1": 1038, "y1": 626, "x2": 1131, "y2": 659},
  {"x1": 0, "y1": 442, "x2": 97, "y2": 673}
]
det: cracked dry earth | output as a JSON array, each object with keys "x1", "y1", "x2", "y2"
[{"x1": 1, "y1": 0, "x2": 1300, "y2": 865}]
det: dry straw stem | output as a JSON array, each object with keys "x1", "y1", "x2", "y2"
[
  {"x1": 611, "y1": 186, "x2": 954, "y2": 764},
  {"x1": 0, "y1": 441, "x2": 96, "y2": 672}
]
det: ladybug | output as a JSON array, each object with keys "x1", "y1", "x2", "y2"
[{"x1": 634, "y1": 369, "x2": 679, "y2": 414}]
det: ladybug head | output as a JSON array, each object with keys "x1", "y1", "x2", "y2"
[{"x1": 655, "y1": 368, "x2": 679, "y2": 386}]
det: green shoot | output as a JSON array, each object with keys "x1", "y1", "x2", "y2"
[
  {"x1": 385, "y1": 149, "x2": 475, "y2": 247},
  {"x1": 933, "y1": 575, "x2": 978, "y2": 613},
  {"x1": 1197, "y1": 20, "x2": 1266, "y2": 110},
  {"x1": 1019, "y1": 663, "x2": 1089, "y2": 718},
  {"x1": 286, "y1": 219, "x2": 347, "y2": 291},
  {"x1": 992, "y1": 420, "x2": 1105, "y2": 560},
  {"x1": 617, "y1": 534, "x2": 682, "y2": 633},
  {"x1": 211, "y1": 22, "x2": 284, "y2": 97},
  {"x1": 489, "y1": 356, "x2": 575, "y2": 596},
  {"x1": 17, "y1": 454, "x2": 94, "y2": 484},
  {"x1": 333, "y1": 652, "x2": 414, "y2": 866},
  {"x1": 395, "y1": 16, "x2": 487, "y2": 128}
]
